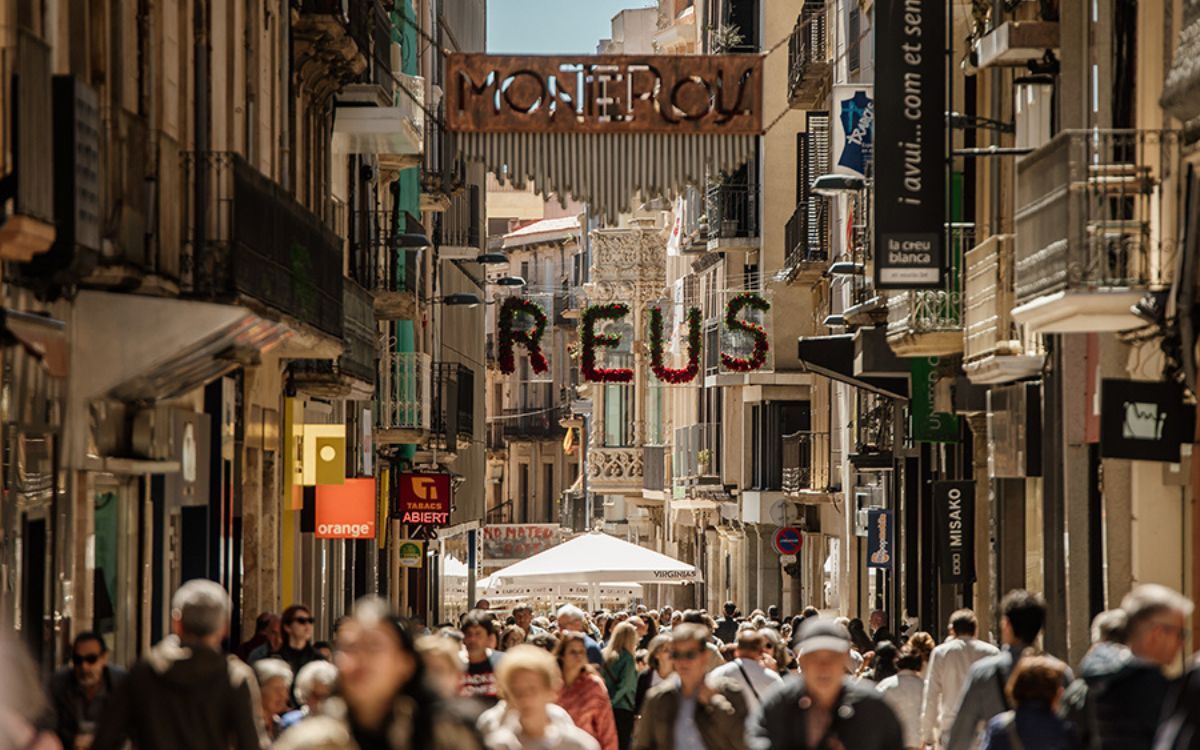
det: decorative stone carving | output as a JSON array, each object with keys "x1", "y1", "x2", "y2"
[
  {"x1": 1163, "y1": 0, "x2": 1200, "y2": 124},
  {"x1": 588, "y1": 447, "x2": 645, "y2": 493}
]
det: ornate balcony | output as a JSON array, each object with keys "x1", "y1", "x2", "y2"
[
  {"x1": 290, "y1": 280, "x2": 377, "y2": 398},
  {"x1": 587, "y1": 447, "x2": 645, "y2": 496},
  {"x1": 885, "y1": 224, "x2": 972, "y2": 357},
  {"x1": 782, "y1": 431, "x2": 832, "y2": 496},
  {"x1": 375, "y1": 351, "x2": 431, "y2": 444},
  {"x1": 1013, "y1": 129, "x2": 1180, "y2": 333},
  {"x1": 705, "y1": 181, "x2": 759, "y2": 251},
  {"x1": 420, "y1": 106, "x2": 466, "y2": 212},
  {"x1": 963, "y1": 234, "x2": 1045, "y2": 384},
  {"x1": 587, "y1": 226, "x2": 666, "y2": 301},
  {"x1": 787, "y1": 1, "x2": 830, "y2": 109},
  {"x1": 777, "y1": 200, "x2": 829, "y2": 283},
  {"x1": 349, "y1": 210, "x2": 423, "y2": 320},
  {"x1": 1, "y1": 29, "x2": 55, "y2": 263},
  {"x1": 850, "y1": 391, "x2": 895, "y2": 470}
]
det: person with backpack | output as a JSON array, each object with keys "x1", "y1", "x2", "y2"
[
  {"x1": 979, "y1": 655, "x2": 1077, "y2": 750},
  {"x1": 91, "y1": 580, "x2": 269, "y2": 750}
]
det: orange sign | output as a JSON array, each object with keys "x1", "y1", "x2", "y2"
[
  {"x1": 396, "y1": 472, "x2": 452, "y2": 526},
  {"x1": 315, "y1": 478, "x2": 376, "y2": 539}
]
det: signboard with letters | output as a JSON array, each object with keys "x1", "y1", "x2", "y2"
[
  {"x1": 315, "y1": 478, "x2": 376, "y2": 540},
  {"x1": 874, "y1": 0, "x2": 946, "y2": 289},
  {"x1": 866, "y1": 508, "x2": 894, "y2": 569},
  {"x1": 483, "y1": 524, "x2": 562, "y2": 563},
  {"x1": 1100, "y1": 379, "x2": 1194, "y2": 462},
  {"x1": 395, "y1": 472, "x2": 453, "y2": 526},
  {"x1": 832, "y1": 84, "x2": 873, "y2": 178},
  {"x1": 911, "y1": 357, "x2": 960, "y2": 442},
  {"x1": 933, "y1": 480, "x2": 975, "y2": 583}
]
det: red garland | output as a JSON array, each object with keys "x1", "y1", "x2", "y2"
[
  {"x1": 649, "y1": 306, "x2": 702, "y2": 384},
  {"x1": 721, "y1": 292, "x2": 771, "y2": 372},
  {"x1": 580, "y1": 303, "x2": 634, "y2": 383},
  {"x1": 498, "y1": 297, "x2": 549, "y2": 375}
]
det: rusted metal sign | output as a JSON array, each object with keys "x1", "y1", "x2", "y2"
[{"x1": 446, "y1": 53, "x2": 763, "y2": 135}]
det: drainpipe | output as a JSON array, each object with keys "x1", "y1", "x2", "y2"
[{"x1": 193, "y1": 0, "x2": 209, "y2": 288}]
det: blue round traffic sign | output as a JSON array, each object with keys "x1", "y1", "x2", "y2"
[{"x1": 773, "y1": 526, "x2": 803, "y2": 555}]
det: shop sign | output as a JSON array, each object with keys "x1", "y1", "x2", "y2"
[
  {"x1": 483, "y1": 524, "x2": 561, "y2": 563},
  {"x1": 446, "y1": 53, "x2": 763, "y2": 135},
  {"x1": 866, "y1": 508, "x2": 893, "y2": 569},
  {"x1": 910, "y1": 357, "x2": 959, "y2": 442},
  {"x1": 832, "y1": 84, "x2": 873, "y2": 177},
  {"x1": 395, "y1": 472, "x2": 452, "y2": 526},
  {"x1": 398, "y1": 540, "x2": 424, "y2": 568},
  {"x1": 933, "y1": 480, "x2": 975, "y2": 583},
  {"x1": 315, "y1": 478, "x2": 376, "y2": 539},
  {"x1": 874, "y1": 0, "x2": 946, "y2": 289},
  {"x1": 301, "y1": 424, "x2": 346, "y2": 486},
  {"x1": 1100, "y1": 379, "x2": 1194, "y2": 462}
]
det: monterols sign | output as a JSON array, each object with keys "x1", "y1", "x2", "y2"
[
  {"x1": 446, "y1": 53, "x2": 763, "y2": 135},
  {"x1": 874, "y1": 0, "x2": 945, "y2": 289},
  {"x1": 934, "y1": 480, "x2": 975, "y2": 584},
  {"x1": 395, "y1": 472, "x2": 452, "y2": 526},
  {"x1": 866, "y1": 508, "x2": 893, "y2": 569}
]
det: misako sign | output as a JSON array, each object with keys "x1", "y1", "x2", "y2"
[
  {"x1": 933, "y1": 480, "x2": 975, "y2": 584},
  {"x1": 874, "y1": 0, "x2": 946, "y2": 289},
  {"x1": 395, "y1": 472, "x2": 452, "y2": 526}
]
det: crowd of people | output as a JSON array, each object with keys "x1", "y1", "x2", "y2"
[{"x1": 3, "y1": 580, "x2": 1200, "y2": 749}]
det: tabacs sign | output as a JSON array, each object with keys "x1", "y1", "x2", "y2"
[{"x1": 395, "y1": 472, "x2": 452, "y2": 526}]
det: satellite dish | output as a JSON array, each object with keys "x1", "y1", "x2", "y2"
[{"x1": 768, "y1": 499, "x2": 801, "y2": 526}]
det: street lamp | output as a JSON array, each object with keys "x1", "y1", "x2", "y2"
[
  {"x1": 493, "y1": 275, "x2": 526, "y2": 288},
  {"x1": 476, "y1": 251, "x2": 509, "y2": 264},
  {"x1": 811, "y1": 174, "x2": 866, "y2": 196},
  {"x1": 439, "y1": 292, "x2": 482, "y2": 308},
  {"x1": 827, "y1": 261, "x2": 865, "y2": 276},
  {"x1": 393, "y1": 231, "x2": 431, "y2": 250}
]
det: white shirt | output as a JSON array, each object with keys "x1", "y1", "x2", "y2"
[
  {"x1": 921, "y1": 636, "x2": 999, "y2": 746},
  {"x1": 878, "y1": 669, "x2": 926, "y2": 748},
  {"x1": 711, "y1": 657, "x2": 783, "y2": 713}
]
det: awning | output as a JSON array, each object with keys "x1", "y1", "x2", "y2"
[
  {"x1": 3, "y1": 308, "x2": 67, "y2": 377},
  {"x1": 797, "y1": 334, "x2": 909, "y2": 399},
  {"x1": 488, "y1": 530, "x2": 701, "y2": 586}
]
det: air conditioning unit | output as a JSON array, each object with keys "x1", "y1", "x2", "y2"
[{"x1": 988, "y1": 382, "x2": 1042, "y2": 478}]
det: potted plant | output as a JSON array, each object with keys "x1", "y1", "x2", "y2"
[{"x1": 697, "y1": 448, "x2": 712, "y2": 475}]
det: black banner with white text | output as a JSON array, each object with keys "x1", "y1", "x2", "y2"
[{"x1": 934, "y1": 480, "x2": 975, "y2": 584}]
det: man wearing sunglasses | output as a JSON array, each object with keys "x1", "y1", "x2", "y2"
[
  {"x1": 632, "y1": 623, "x2": 749, "y2": 750},
  {"x1": 49, "y1": 632, "x2": 126, "y2": 750}
]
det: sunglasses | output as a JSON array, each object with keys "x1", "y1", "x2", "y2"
[
  {"x1": 72, "y1": 654, "x2": 102, "y2": 665},
  {"x1": 291, "y1": 617, "x2": 315, "y2": 625},
  {"x1": 671, "y1": 649, "x2": 702, "y2": 661}
]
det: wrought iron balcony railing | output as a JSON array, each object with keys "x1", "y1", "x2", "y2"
[
  {"x1": 885, "y1": 224, "x2": 973, "y2": 354},
  {"x1": 496, "y1": 406, "x2": 565, "y2": 441},
  {"x1": 779, "y1": 199, "x2": 829, "y2": 279},
  {"x1": 705, "y1": 182, "x2": 759, "y2": 240},
  {"x1": 782, "y1": 431, "x2": 831, "y2": 494},
  {"x1": 787, "y1": 0, "x2": 829, "y2": 107},
  {"x1": 376, "y1": 350, "x2": 431, "y2": 432}
]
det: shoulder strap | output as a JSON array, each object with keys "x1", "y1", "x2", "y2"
[
  {"x1": 1003, "y1": 713, "x2": 1025, "y2": 750},
  {"x1": 735, "y1": 660, "x2": 761, "y2": 702}
]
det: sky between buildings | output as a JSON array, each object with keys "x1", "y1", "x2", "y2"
[{"x1": 488, "y1": 0, "x2": 657, "y2": 54}]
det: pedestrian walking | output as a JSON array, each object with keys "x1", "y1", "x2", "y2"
[
  {"x1": 945, "y1": 591, "x2": 1058, "y2": 750},
  {"x1": 871, "y1": 610, "x2": 896, "y2": 646},
  {"x1": 278, "y1": 660, "x2": 337, "y2": 733},
  {"x1": 478, "y1": 645, "x2": 599, "y2": 750},
  {"x1": 275, "y1": 596, "x2": 484, "y2": 750},
  {"x1": 631, "y1": 623, "x2": 748, "y2": 750},
  {"x1": 253, "y1": 658, "x2": 293, "y2": 740},
  {"x1": 501, "y1": 625, "x2": 528, "y2": 652},
  {"x1": 237, "y1": 613, "x2": 281, "y2": 663},
  {"x1": 554, "y1": 632, "x2": 617, "y2": 750},
  {"x1": 1065, "y1": 584, "x2": 1191, "y2": 750},
  {"x1": 601, "y1": 622, "x2": 638, "y2": 750},
  {"x1": 634, "y1": 635, "x2": 673, "y2": 715},
  {"x1": 251, "y1": 605, "x2": 320, "y2": 681},
  {"x1": 876, "y1": 646, "x2": 927, "y2": 750},
  {"x1": 558, "y1": 605, "x2": 604, "y2": 666},
  {"x1": 921, "y1": 609, "x2": 999, "y2": 748},
  {"x1": 714, "y1": 602, "x2": 739, "y2": 646},
  {"x1": 513, "y1": 606, "x2": 547, "y2": 640},
  {"x1": 48, "y1": 632, "x2": 126, "y2": 750},
  {"x1": 709, "y1": 629, "x2": 782, "y2": 716},
  {"x1": 461, "y1": 610, "x2": 504, "y2": 707},
  {"x1": 91, "y1": 579, "x2": 269, "y2": 750},
  {"x1": 979, "y1": 655, "x2": 1077, "y2": 750},
  {"x1": 748, "y1": 617, "x2": 903, "y2": 750},
  {"x1": 848, "y1": 618, "x2": 875, "y2": 654},
  {"x1": 1, "y1": 638, "x2": 62, "y2": 750}
]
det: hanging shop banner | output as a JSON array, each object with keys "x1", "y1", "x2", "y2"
[
  {"x1": 911, "y1": 357, "x2": 960, "y2": 443},
  {"x1": 933, "y1": 480, "x2": 975, "y2": 584},
  {"x1": 874, "y1": 0, "x2": 946, "y2": 289},
  {"x1": 395, "y1": 472, "x2": 453, "y2": 525},
  {"x1": 398, "y1": 540, "x2": 424, "y2": 568},
  {"x1": 446, "y1": 54, "x2": 763, "y2": 135},
  {"x1": 866, "y1": 508, "x2": 894, "y2": 569},
  {"x1": 832, "y1": 84, "x2": 874, "y2": 177},
  {"x1": 301, "y1": 424, "x2": 346, "y2": 486},
  {"x1": 483, "y1": 524, "x2": 562, "y2": 564},
  {"x1": 1100, "y1": 379, "x2": 1195, "y2": 462},
  {"x1": 315, "y1": 478, "x2": 377, "y2": 540}
]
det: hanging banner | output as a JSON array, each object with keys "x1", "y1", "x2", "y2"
[
  {"x1": 1100, "y1": 379, "x2": 1195, "y2": 462},
  {"x1": 933, "y1": 480, "x2": 975, "y2": 583},
  {"x1": 315, "y1": 478, "x2": 377, "y2": 539},
  {"x1": 874, "y1": 0, "x2": 945, "y2": 289},
  {"x1": 395, "y1": 472, "x2": 453, "y2": 525},
  {"x1": 910, "y1": 357, "x2": 959, "y2": 442},
  {"x1": 832, "y1": 84, "x2": 873, "y2": 177},
  {"x1": 301, "y1": 424, "x2": 347, "y2": 486},
  {"x1": 866, "y1": 508, "x2": 893, "y2": 569}
]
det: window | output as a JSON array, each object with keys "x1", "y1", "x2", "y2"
[
  {"x1": 847, "y1": 5, "x2": 860, "y2": 73},
  {"x1": 542, "y1": 463, "x2": 555, "y2": 521},
  {"x1": 518, "y1": 464, "x2": 530, "y2": 522},
  {"x1": 750, "y1": 401, "x2": 811, "y2": 490}
]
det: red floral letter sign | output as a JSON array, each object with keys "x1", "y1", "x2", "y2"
[
  {"x1": 721, "y1": 292, "x2": 770, "y2": 372},
  {"x1": 649, "y1": 306, "x2": 702, "y2": 384},
  {"x1": 580, "y1": 303, "x2": 634, "y2": 382},
  {"x1": 498, "y1": 297, "x2": 549, "y2": 374}
]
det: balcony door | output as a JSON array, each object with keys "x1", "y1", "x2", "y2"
[{"x1": 751, "y1": 401, "x2": 811, "y2": 490}]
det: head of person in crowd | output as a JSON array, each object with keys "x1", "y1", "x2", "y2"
[
  {"x1": 670, "y1": 611, "x2": 683, "y2": 628},
  {"x1": 669, "y1": 624, "x2": 712, "y2": 694},
  {"x1": 660, "y1": 605, "x2": 673, "y2": 623},
  {"x1": 628, "y1": 616, "x2": 647, "y2": 640},
  {"x1": 719, "y1": 643, "x2": 737, "y2": 662},
  {"x1": 895, "y1": 645, "x2": 923, "y2": 674},
  {"x1": 70, "y1": 632, "x2": 110, "y2": 691},
  {"x1": 722, "y1": 601, "x2": 736, "y2": 619},
  {"x1": 254, "y1": 612, "x2": 283, "y2": 652},
  {"x1": 1121, "y1": 583, "x2": 1193, "y2": 667},
  {"x1": 416, "y1": 634, "x2": 466, "y2": 699},
  {"x1": 760, "y1": 627, "x2": 790, "y2": 673},
  {"x1": 604, "y1": 621, "x2": 638, "y2": 667},
  {"x1": 872, "y1": 641, "x2": 899, "y2": 681},
  {"x1": 493, "y1": 646, "x2": 569, "y2": 740},
  {"x1": 554, "y1": 631, "x2": 592, "y2": 681},
  {"x1": 795, "y1": 618, "x2": 853, "y2": 708},
  {"x1": 461, "y1": 610, "x2": 496, "y2": 663},
  {"x1": 906, "y1": 631, "x2": 936, "y2": 670},
  {"x1": 1006, "y1": 653, "x2": 1067, "y2": 711},
  {"x1": 767, "y1": 605, "x2": 781, "y2": 622},
  {"x1": 802, "y1": 606, "x2": 820, "y2": 620},
  {"x1": 645, "y1": 634, "x2": 674, "y2": 678},
  {"x1": 438, "y1": 626, "x2": 464, "y2": 643},
  {"x1": 281, "y1": 604, "x2": 315, "y2": 650},
  {"x1": 313, "y1": 640, "x2": 333, "y2": 661},
  {"x1": 294, "y1": 659, "x2": 337, "y2": 715},
  {"x1": 254, "y1": 658, "x2": 293, "y2": 733},
  {"x1": 869, "y1": 609, "x2": 887, "y2": 632},
  {"x1": 172, "y1": 579, "x2": 232, "y2": 648},
  {"x1": 530, "y1": 632, "x2": 559, "y2": 653},
  {"x1": 474, "y1": 599, "x2": 491, "y2": 611},
  {"x1": 556, "y1": 604, "x2": 588, "y2": 635},
  {"x1": 999, "y1": 589, "x2": 1047, "y2": 648},
  {"x1": 636, "y1": 649, "x2": 648, "y2": 670},
  {"x1": 948, "y1": 608, "x2": 979, "y2": 639},
  {"x1": 1090, "y1": 608, "x2": 1128, "y2": 646},
  {"x1": 512, "y1": 604, "x2": 534, "y2": 634},
  {"x1": 331, "y1": 615, "x2": 351, "y2": 648},
  {"x1": 500, "y1": 624, "x2": 527, "y2": 651},
  {"x1": 735, "y1": 629, "x2": 766, "y2": 664}
]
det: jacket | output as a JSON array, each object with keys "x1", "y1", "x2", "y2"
[
  {"x1": 558, "y1": 672, "x2": 618, "y2": 750},
  {"x1": 602, "y1": 652, "x2": 637, "y2": 712},
  {"x1": 715, "y1": 618, "x2": 739, "y2": 646},
  {"x1": 979, "y1": 707, "x2": 1076, "y2": 750},
  {"x1": 631, "y1": 675, "x2": 748, "y2": 750},
  {"x1": 748, "y1": 675, "x2": 904, "y2": 750},
  {"x1": 1154, "y1": 656, "x2": 1200, "y2": 750},
  {"x1": 48, "y1": 664, "x2": 127, "y2": 748},
  {"x1": 275, "y1": 694, "x2": 484, "y2": 750},
  {"x1": 921, "y1": 637, "x2": 1000, "y2": 746},
  {"x1": 1061, "y1": 642, "x2": 1169, "y2": 750},
  {"x1": 946, "y1": 646, "x2": 1072, "y2": 750},
  {"x1": 877, "y1": 669, "x2": 925, "y2": 748},
  {"x1": 478, "y1": 701, "x2": 598, "y2": 750},
  {"x1": 91, "y1": 636, "x2": 269, "y2": 750}
]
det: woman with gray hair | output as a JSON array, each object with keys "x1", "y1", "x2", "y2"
[
  {"x1": 279, "y1": 660, "x2": 338, "y2": 734},
  {"x1": 254, "y1": 658, "x2": 294, "y2": 740}
]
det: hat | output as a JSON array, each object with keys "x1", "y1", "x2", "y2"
[{"x1": 794, "y1": 617, "x2": 852, "y2": 655}]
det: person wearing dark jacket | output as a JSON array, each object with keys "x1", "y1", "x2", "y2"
[
  {"x1": 979, "y1": 655, "x2": 1076, "y2": 750},
  {"x1": 749, "y1": 618, "x2": 904, "y2": 750},
  {"x1": 714, "y1": 602, "x2": 739, "y2": 645},
  {"x1": 634, "y1": 636, "x2": 673, "y2": 715},
  {"x1": 249, "y1": 605, "x2": 319, "y2": 677},
  {"x1": 91, "y1": 580, "x2": 269, "y2": 750},
  {"x1": 49, "y1": 632, "x2": 127, "y2": 750}
]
